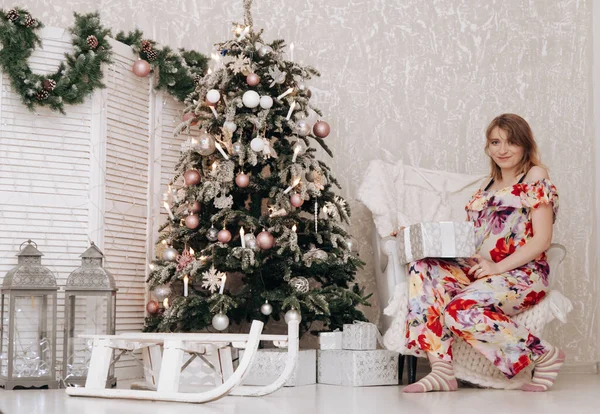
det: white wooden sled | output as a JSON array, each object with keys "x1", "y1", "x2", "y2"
[{"x1": 65, "y1": 320, "x2": 300, "y2": 403}]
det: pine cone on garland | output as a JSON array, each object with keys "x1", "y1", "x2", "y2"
[
  {"x1": 24, "y1": 14, "x2": 36, "y2": 28},
  {"x1": 141, "y1": 39, "x2": 152, "y2": 52},
  {"x1": 43, "y1": 79, "x2": 57, "y2": 91},
  {"x1": 86, "y1": 35, "x2": 99, "y2": 49},
  {"x1": 36, "y1": 90, "x2": 49, "y2": 101},
  {"x1": 6, "y1": 9, "x2": 19, "y2": 22},
  {"x1": 146, "y1": 49, "x2": 159, "y2": 62}
]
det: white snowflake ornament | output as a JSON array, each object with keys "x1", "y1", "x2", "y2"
[{"x1": 201, "y1": 265, "x2": 227, "y2": 293}]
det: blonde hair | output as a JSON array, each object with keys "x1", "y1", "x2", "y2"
[{"x1": 485, "y1": 113, "x2": 542, "y2": 181}]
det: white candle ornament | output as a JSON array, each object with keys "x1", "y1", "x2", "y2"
[
  {"x1": 290, "y1": 42, "x2": 295, "y2": 61},
  {"x1": 215, "y1": 142, "x2": 229, "y2": 160},
  {"x1": 183, "y1": 275, "x2": 189, "y2": 297},
  {"x1": 292, "y1": 145, "x2": 301, "y2": 162},
  {"x1": 286, "y1": 101, "x2": 296, "y2": 121},
  {"x1": 209, "y1": 105, "x2": 219, "y2": 119},
  {"x1": 277, "y1": 88, "x2": 294, "y2": 100},
  {"x1": 240, "y1": 227, "x2": 246, "y2": 248},
  {"x1": 283, "y1": 177, "x2": 301, "y2": 194},
  {"x1": 163, "y1": 298, "x2": 169, "y2": 308},
  {"x1": 163, "y1": 201, "x2": 175, "y2": 220},
  {"x1": 219, "y1": 274, "x2": 227, "y2": 294},
  {"x1": 292, "y1": 224, "x2": 297, "y2": 232}
]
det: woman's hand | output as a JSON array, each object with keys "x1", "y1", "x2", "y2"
[
  {"x1": 468, "y1": 254, "x2": 501, "y2": 278},
  {"x1": 390, "y1": 226, "x2": 406, "y2": 237}
]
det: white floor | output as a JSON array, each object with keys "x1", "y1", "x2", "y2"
[{"x1": 1, "y1": 374, "x2": 599, "y2": 414}]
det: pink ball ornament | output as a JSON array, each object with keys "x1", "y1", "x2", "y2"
[
  {"x1": 184, "y1": 169, "x2": 201, "y2": 186},
  {"x1": 218, "y1": 229, "x2": 232, "y2": 243},
  {"x1": 256, "y1": 230, "x2": 275, "y2": 250},
  {"x1": 132, "y1": 59, "x2": 151, "y2": 77},
  {"x1": 246, "y1": 73, "x2": 260, "y2": 86},
  {"x1": 185, "y1": 214, "x2": 200, "y2": 229},
  {"x1": 235, "y1": 173, "x2": 250, "y2": 188},
  {"x1": 182, "y1": 112, "x2": 198, "y2": 126},
  {"x1": 189, "y1": 201, "x2": 201, "y2": 214},
  {"x1": 290, "y1": 194, "x2": 304, "y2": 207},
  {"x1": 313, "y1": 121, "x2": 330, "y2": 138}
]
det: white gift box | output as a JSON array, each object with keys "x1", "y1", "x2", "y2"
[
  {"x1": 398, "y1": 221, "x2": 476, "y2": 264},
  {"x1": 342, "y1": 322, "x2": 378, "y2": 350},
  {"x1": 240, "y1": 348, "x2": 316, "y2": 387},
  {"x1": 317, "y1": 350, "x2": 399, "y2": 386},
  {"x1": 319, "y1": 331, "x2": 343, "y2": 350}
]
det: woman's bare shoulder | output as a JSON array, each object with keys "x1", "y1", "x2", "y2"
[{"x1": 525, "y1": 166, "x2": 550, "y2": 182}]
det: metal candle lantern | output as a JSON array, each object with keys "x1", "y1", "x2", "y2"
[
  {"x1": 62, "y1": 242, "x2": 117, "y2": 388},
  {"x1": 0, "y1": 240, "x2": 59, "y2": 389}
]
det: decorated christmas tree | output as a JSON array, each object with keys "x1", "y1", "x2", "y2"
[{"x1": 144, "y1": 0, "x2": 370, "y2": 334}]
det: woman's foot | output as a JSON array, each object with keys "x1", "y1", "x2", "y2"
[
  {"x1": 521, "y1": 346, "x2": 565, "y2": 392},
  {"x1": 403, "y1": 360, "x2": 458, "y2": 393}
]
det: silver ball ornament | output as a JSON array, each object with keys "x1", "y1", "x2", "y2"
[
  {"x1": 153, "y1": 284, "x2": 172, "y2": 301},
  {"x1": 212, "y1": 313, "x2": 230, "y2": 331},
  {"x1": 296, "y1": 120, "x2": 311, "y2": 136},
  {"x1": 206, "y1": 226, "x2": 219, "y2": 242},
  {"x1": 258, "y1": 45, "x2": 272, "y2": 57},
  {"x1": 232, "y1": 141, "x2": 245, "y2": 156},
  {"x1": 247, "y1": 238, "x2": 258, "y2": 251},
  {"x1": 261, "y1": 301, "x2": 273, "y2": 316},
  {"x1": 284, "y1": 309, "x2": 302, "y2": 324},
  {"x1": 198, "y1": 132, "x2": 216, "y2": 156},
  {"x1": 162, "y1": 247, "x2": 178, "y2": 261}
]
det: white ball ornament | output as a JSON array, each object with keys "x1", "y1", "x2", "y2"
[
  {"x1": 250, "y1": 137, "x2": 265, "y2": 152},
  {"x1": 259, "y1": 95, "x2": 273, "y2": 109},
  {"x1": 284, "y1": 308, "x2": 302, "y2": 324},
  {"x1": 206, "y1": 89, "x2": 221, "y2": 104},
  {"x1": 212, "y1": 313, "x2": 230, "y2": 331},
  {"x1": 223, "y1": 121, "x2": 237, "y2": 133},
  {"x1": 162, "y1": 247, "x2": 178, "y2": 261},
  {"x1": 242, "y1": 90, "x2": 260, "y2": 108}
]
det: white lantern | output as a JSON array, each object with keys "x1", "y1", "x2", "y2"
[
  {"x1": 0, "y1": 240, "x2": 59, "y2": 389},
  {"x1": 62, "y1": 243, "x2": 118, "y2": 388}
]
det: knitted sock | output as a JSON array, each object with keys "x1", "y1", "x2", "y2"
[
  {"x1": 521, "y1": 346, "x2": 565, "y2": 392},
  {"x1": 403, "y1": 360, "x2": 458, "y2": 393}
]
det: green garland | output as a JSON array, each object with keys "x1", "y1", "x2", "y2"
[
  {"x1": 0, "y1": 7, "x2": 208, "y2": 114},
  {"x1": 116, "y1": 30, "x2": 208, "y2": 102},
  {"x1": 0, "y1": 8, "x2": 112, "y2": 114}
]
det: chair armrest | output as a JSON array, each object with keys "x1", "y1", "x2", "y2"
[{"x1": 380, "y1": 236, "x2": 407, "y2": 286}]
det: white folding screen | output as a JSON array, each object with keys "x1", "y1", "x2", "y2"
[{"x1": 0, "y1": 28, "x2": 189, "y2": 380}]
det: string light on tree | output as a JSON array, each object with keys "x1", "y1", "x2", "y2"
[
  {"x1": 283, "y1": 177, "x2": 301, "y2": 194},
  {"x1": 277, "y1": 88, "x2": 294, "y2": 100}
]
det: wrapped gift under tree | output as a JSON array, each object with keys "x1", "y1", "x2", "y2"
[
  {"x1": 241, "y1": 349, "x2": 316, "y2": 387},
  {"x1": 342, "y1": 322, "x2": 378, "y2": 350},
  {"x1": 319, "y1": 330, "x2": 343, "y2": 350},
  {"x1": 317, "y1": 350, "x2": 399, "y2": 386}
]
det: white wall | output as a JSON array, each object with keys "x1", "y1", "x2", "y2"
[{"x1": 1, "y1": 0, "x2": 597, "y2": 368}]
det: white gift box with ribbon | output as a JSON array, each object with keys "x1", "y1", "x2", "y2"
[
  {"x1": 398, "y1": 221, "x2": 476, "y2": 264},
  {"x1": 317, "y1": 349, "x2": 399, "y2": 386},
  {"x1": 342, "y1": 321, "x2": 380, "y2": 350},
  {"x1": 319, "y1": 330, "x2": 343, "y2": 350}
]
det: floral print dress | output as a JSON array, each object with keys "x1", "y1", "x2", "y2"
[{"x1": 404, "y1": 178, "x2": 559, "y2": 378}]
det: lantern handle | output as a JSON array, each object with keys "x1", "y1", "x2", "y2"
[{"x1": 20, "y1": 239, "x2": 38, "y2": 250}]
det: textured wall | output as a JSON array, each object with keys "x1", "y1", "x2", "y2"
[{"x1": 3, "y1": 0, "x2": 596, "y2": 365}]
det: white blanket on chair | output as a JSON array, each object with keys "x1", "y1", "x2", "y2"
[{"x1": 357, "y1": 160, "x2": 487, "y2": 238}]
